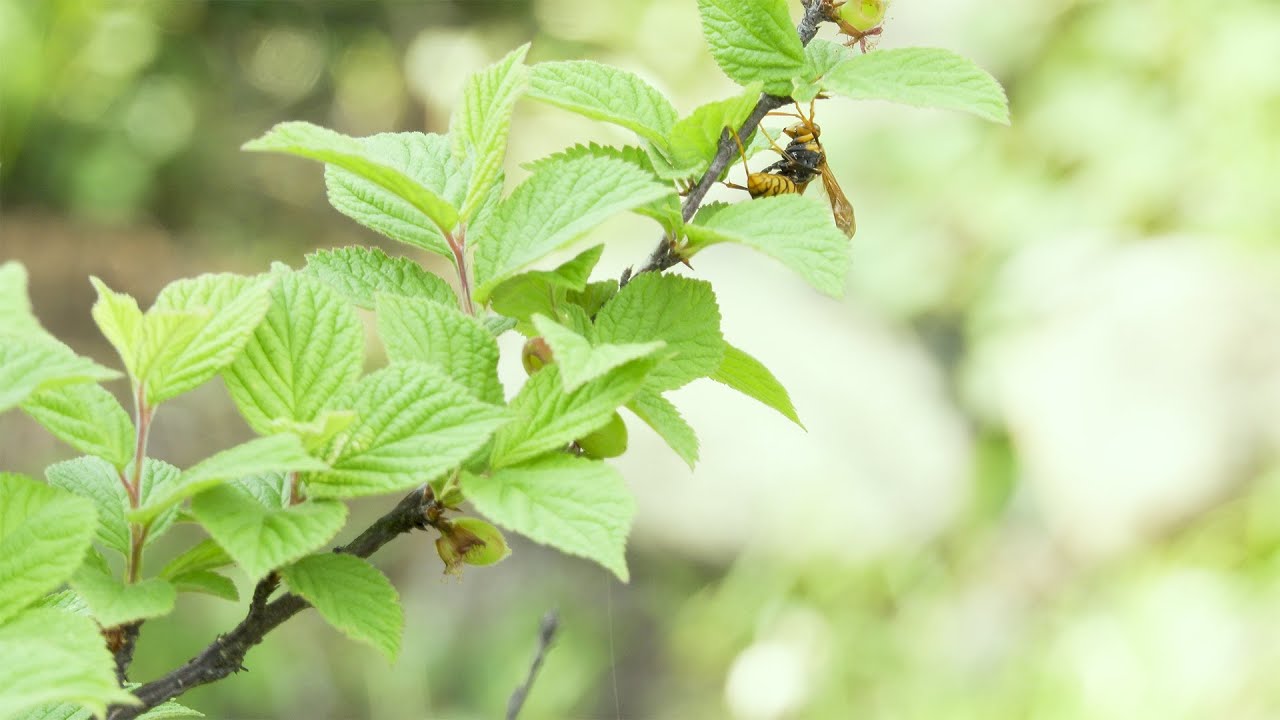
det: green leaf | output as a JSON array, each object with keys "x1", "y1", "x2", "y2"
[
  {"x1": 451, "y1": 44, "x2": 530, "y2": 221},
  {"x1": 473, "y1": 154, "x2": 674, "y2": 301},
  {"x1": 697, "y1": 0, "x2": 806, "y2": 95},
  {"x1": 375, "y1": 294, "x2": 503, "y2": 404},
  {"x1": 281, "y1": 553, "x2": 402, "y2": 661},
  {"x1": 266, "y1": 412, "x2": 357, "y2": 454},
  {"x1": 626, "y1": 391, "x2": 699, "y2": 469},
  {"x1": 685, "y1": 196, "x2": 851, "y2": 296},
  {"x1": 792, "y1": 39, "x2": 852, "y2": 104},
  {"x1": 131, "y1": 434, "x2": 327, "y2": 525},
  {"x1": 0, "y1": 608, "x2": 138, "y2": 719},
  {"x1": 45, "y1": 457, "x2": 135, "y2": 556},
  {"x1": 0, "y1": 261, "x2": 40, "y2": 336},
  {"x1": 69, "y1": 566, "x2": 175, "y2": 628},
  {"x1": 88, "y1": 277, "x2": 144, "y2": 378},
  {"x1": 0, "y1": 338, "x2": 121, "y2": 414},
  {"x1": 190, "y1": 485, "x2": 348, "y2": 581},
  {"x1": 488, "y1": 245, "x2": 605, "y2": 325},
  {"x1": 325, "y1": 132, "x2": 465, "y2": 258},
  {"x1": 490, "y1": 361, "x2": 651, "y2": 468},
  {"x1": 666, "y1": 86, "x2": 761, "y2": 178},
  {"x1": 168, "y1": 570, "x2": 238, "y2": 602},
  {"x1": 223, "y1": 272, "x2": 363, "y2": 436},
  {"x1": 527, "y1": 61, "x2": 678, "y2": 148},
  {"x1": 0, "y1": 475, "x2": 97, "y2": 625},
  {"x1": 159, "y1": 538, "x2": 232, "y2": 580},
  {"x1": 594, "y1": 273, "x2": 724, "y2": 392},
  {"x1": 461, "y1": 455, "x2": 635, "y2": 580},
  {"x1": 531, "y1": 315, "x2": 666, "y2": 393},
  {"x1": 17, "y1": 696, "x2": 205, "y2": 720},
  {"x1": 22, "y1": 383, "x2": 133, "y2": 470},
  {"x1": 311, "y1": 363, "x2": 509, "y2": 498},
  {"x1": 303, "y1": 246, "x2": 457, "y2": 310},
  {"x1": 244, "y1": 122, "x2": 460, "y2": 236},
  {"x1": 712, "y1": 342, "x2": 803, "y2": 427},
  {"x1": 822, "y1": 47, "x2": 1011, "y2": 125}
]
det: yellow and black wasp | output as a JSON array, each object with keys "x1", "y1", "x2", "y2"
[{"x1": 726, "y1": 101, "x2": 856, "y2": 238}]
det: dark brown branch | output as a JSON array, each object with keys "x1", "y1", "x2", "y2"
[
  {"x1": 623, "y1": 0, "x2": 831, "y2": 282},
  {"x1": 505, "y1": 610, "x2": 560, "y2": 720},
  {"x1": 107, "y1": 487, "x2": 435, "y2": 720}
]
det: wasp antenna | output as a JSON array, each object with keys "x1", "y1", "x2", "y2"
[{"x1": 731, "y1": 129, "x2": 752, "y2": 178}]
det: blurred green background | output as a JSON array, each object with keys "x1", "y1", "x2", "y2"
[{"x1": 4, "y1": 0, "x2": 1280, "y2": 718}]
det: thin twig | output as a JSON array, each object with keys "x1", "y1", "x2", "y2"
[
  {"x1": 506, "y1": 610, "x2": 561, "y2": 720},
  {"x1": 107, "y1": 487, "x2": 436, "y2": 720},
  {"x1": 622, "y1": 0, "x2": 831, "y2": 283}
]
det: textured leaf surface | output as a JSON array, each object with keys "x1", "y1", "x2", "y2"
[
  {"x1": 46, "y1": 457, "x2": 182, "y2": 555},
  {"x1": 325, "y1": 132, "x2": 463, "y2": 258},
  {"x1": 191, "y1": 485, "x2": 347, "y2": 581},
  {"x1": 627, "y1": 391, "x2": 699, "y2": 468},
  {"x1": 131, "y1": 434, "x2": 326, "y2": 525},
  {"x1": 88, "y1": 277, "x2": 143, "y2": 378},
  {"x1": 666, "y1": 86, "x2": 761, "y2": 177},
  {"x1": 461, "y1": 455, "x2": 635, "y2": 580},
  {"x1": 712, "y1": 342, "x2": 803, "y2": 426},
  {"x1": 488, "y1": 245, "x2": 604, "y2": 325},
  {"x1": 376, "y1": 294, "x2": 502, "y2": 403},
  {"x1": 69, "y1": 567, "x2": 175, "y2": 628},
  {"x1": 245, "y1": 122, "x2": 459, "y2": 235},
  {"x1": 22, "y1": 383, "x2": 133, "y2": 470},
  {"x1": 311, "y1": 363, "x2": 509, "y2": 498},
  {"x1": 143, "y1": 274, "x2": 275, "y2": 404},
  {"x1": 304, "y1": 246, "x2": 456, "y2": 309},
  {"x1": 594, "y1": 273, "x2": 724, "y2": 392},
  {"x1": 528, "y1": 61, "x2": 678, "y2": 147},
  {"x1": 0, "y1": 475, "x2": 97, "y2": 626},
  {"x1": 281, "y1": 553, "x2": 402, "y2": 661},
  {"x1": 473, "y1": 155, "x2": 673, "y2": 300},
  {"x1": 792, "y1": 39, "x2": 851, "y2": 104},
  {"x1": 0, "y1": 608, "x2": 137, "y2": 719},
  {"x1": 223, "y1": 272, "x2": 362, "y2": 436},
  {"x1": 0, "y1": 338, "x2": 120, "y2": 414},
  {"x1": 159, "y1": 538, "x2": 232, "y2": 580},
  {"x1": 531, "y1": 315, "x2": 666, "y2": 393},
  {"x1": 450, "y1": 44, "x2": 530, "y2": 221},
  {"x1": 697, "y1": 0, "x2": 805, "y2": 94},
  {"x1": 686, "y1": 196, "x2": 851, "y2": 296},
  {"x1": 0, "y1": 262, "x2": 40, "y2": 335},
  {"x1": 490, "y1": 361, "x2": 651, "y2": 468},
  {"x1": 167, "y1": 570, "x2": 238, "y2": 601},
  {"x1": 823, "y1": 47, "x2": 1010, "y2": 124}
]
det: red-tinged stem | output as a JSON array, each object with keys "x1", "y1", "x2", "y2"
[
  {"x1": 287, "y1": 471, "x2": 301, "y2": 506},
  {"x1": 125, "y1": 385, "x2": 154, "y2": 583},
  {"x1": 448, "y1": 228, "x2": 476, "y2": 316}
]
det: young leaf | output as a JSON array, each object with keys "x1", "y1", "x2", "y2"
[
  {"x1": 280, "y1": 553, "x2": 403, "y2": 662},
  {"x1": 594, "y1": 273, "x2": 724, "y2": 392},
  {"x1": 0, "y1": 338, "x2": 120, "y2": 414},
  {"x1": 244, "y1": 122, "x2": 459, "y2": 236},
  {"x1": 303, "y1": 246, "x2": 457, "y2": 310},
  {"x1": 822, "y1": 47, "x2": 1011, "y2": 125},
  {"x1": 0, "y1": 608, "x2": 138, "y2": 719},
  {"x1": 792, "y1": 39, "x2": 851, "y2": 104},
  {"x1": 697, "y1": 0, "x2": 806, "y2": 95},
  {"x1": 46, "y1": 457, "x2": 185, "y2": 555},
  {"x1": 88, "y1": 277, "x2": 144, "y2": 378},
  {"x1": 712, "y1": 342, "x2": 803, "y2": 427},
  {"x1": 310, "y1": 363, "x2": 509, "y2": 498},
  {"x1": 190, "y1": 485, "x2": 347, "y2": 581},
  {"x1": 0, "y1": 261, "x2": 40, "y2": 335},
  {"x1": 461, "y1": 455, "x2": 635, "y2": 581},
  {"x1": 627, "y1": 391, "x2": 699, "y2": 469},
  {"x1": 666, "y1": 85, "x2": 762, "y2": 178},
  {"x1": 0, "y1": 475, "x2": 97, "y2": 626},
  {"x1": 69, "y1": 566, "x2": 176, "y2": 628},
  {"x1": 490, "y1": 360, "x2": 652, "y2": 468},
  {"x1": 21, "y1": 383, "x2": 133, "y2": 470},
  {"x1": 160, "y1": 538, "x2": 232, "y2": 580},
  {"x1": 488, "y1": 245, "x2": 604, "y2": 325},
  {"x1": 451, "y1": 44, "x2": 530, "y2": 221},
  {"x1": 375, "y1": 294, "x2": 503, "y2": 404},
  {"x1": 325, "y1": 132, "x2": 465, "y2": 258},
  {"x1": 472, "y1": 155, "x2": 674, "y2": 301},
  {"x1": 223, "y1": 272, "x2": 363, "y2": 436},
  {"x1": 685, "y1": 196, "x2": 851, "y2": 297},
  {"x1": 131, "y1": 434, "x2": 326, "y2": 525},
  {"x1": 168, "y1": 570, "x2": 238, "y2": 602},
  {"x1": 527, "y1": 60, "x2": 678, "y2": 148},
  {"x1": 531, "y1": 315, "x2": 666, "y2": 393}
]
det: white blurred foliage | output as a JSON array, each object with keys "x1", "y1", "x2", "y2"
[
  {"x1": 973, "y1": 237, "x2": 1280, "y2": 558},
  {"x1": 725, "y1": 604, "x2": 831, "y2": 720}
]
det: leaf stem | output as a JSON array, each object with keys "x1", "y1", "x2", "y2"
[
  {"x1": 125, "y1": 385, "x2": 154, "y2": 583},
  {"x1": 449, "y1": 228, "x2": 477, "y2": 316}
]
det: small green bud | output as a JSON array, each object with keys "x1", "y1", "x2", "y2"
[
  {"x1": 435, "y1": 517, "x2": 511, "y2": 575},
  {"x1": 576, "y1": 412, "x2": 628, "y2": 459},
  {"x1": 837, "y1": 0, "x2": 888, "y2": 33},
  {"x1": 521, "y1": 336, "x2": 554, "y2": 375}
]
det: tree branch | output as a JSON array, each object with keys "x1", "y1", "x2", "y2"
[
  {"x1": 107, "y1": 487, "x2": 436, "y2": 720},
  {"x1": 506, "y1": 610, "x2": 560, "y2": 720},
  {"x1": 623, "y1": 0, "x2": 831, "y2": 282}
]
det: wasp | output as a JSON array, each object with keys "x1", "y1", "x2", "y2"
[{"x1": 726, "y1": 102, "x2": 856, "y2": 238}]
